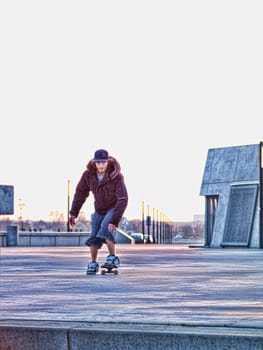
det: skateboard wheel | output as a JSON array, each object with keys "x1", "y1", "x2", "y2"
[
  {"x1": 114, "y1": 270, "x2": 118, "y2": 275},
  {"x1": 101, "y1": 270, "x2": 106, "y2": 275}
]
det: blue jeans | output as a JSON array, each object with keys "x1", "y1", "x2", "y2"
[{"x1": 85, "y1": 208, "x2": 116, "y2": 249}]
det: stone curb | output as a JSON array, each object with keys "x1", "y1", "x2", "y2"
[{"x1": 1, "y1": 320, "x2": 263, "y2": 350}]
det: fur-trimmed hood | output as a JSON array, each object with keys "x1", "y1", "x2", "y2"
[{"x1": 86, "y1": 156, "x2": 121, "y2": 181}]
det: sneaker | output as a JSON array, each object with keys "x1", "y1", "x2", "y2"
[
  {"x1": 104, "y1": 255, "x2": 120, "y2": 267},
  {"x1": 86, "y1": 262, "x2": 99, "y2": 275}
]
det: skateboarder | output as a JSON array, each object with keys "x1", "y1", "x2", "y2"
[{"x1": 69, "y1": 149, "x2": 128, "y2": 274}]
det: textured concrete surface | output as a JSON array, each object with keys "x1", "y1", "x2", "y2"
[{"x1": 0, "y1": 245, "x2": 263, "y2": 349}]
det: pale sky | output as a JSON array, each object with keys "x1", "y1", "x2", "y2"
[{"x1": 1, "y1": 1, "x2": 262, "y2": 222}]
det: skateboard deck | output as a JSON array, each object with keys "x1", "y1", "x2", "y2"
[{"x1": 101, "y1": 263, "x2": 118, "y2": 275}]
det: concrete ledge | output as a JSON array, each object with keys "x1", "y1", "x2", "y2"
[
  {"x1": 1, "y1": 320, "x2": 263, "y2": 350},
  {"x1": 0, "y1": 231, "x2": 88, "y2": 247},
  {"x1": 0, "y1": 229, "x2": 134, "y2": 247}
]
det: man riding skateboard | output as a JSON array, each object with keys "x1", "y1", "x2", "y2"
[{"x1": 69, "y1": 149, "x2": 128, "y2": 274}]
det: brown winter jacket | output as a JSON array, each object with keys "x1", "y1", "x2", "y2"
[{"x1": 70, "y1": 157, "x2": 128, "y2": 226}]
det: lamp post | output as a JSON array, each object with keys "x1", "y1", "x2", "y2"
[
  {"x1": 156, "y1": 209, "x2": 159, "y2": 244},
  {"x1": 146, "y1": 204, "x2": 151, "y2": 243},
  {"x1": 260, "y1": 142, "x2": 263, "y2": 248},
  {"x1": 152, "y1": 207, "x2": 155, "y2": 243},
  {"x1": 18, "y1": 198, "x2": 25, "y2": 231},
  {"x1": 160, "y1": 212, "x2": 164, "y2": 244},
  {"x1": 142, "y1": 201, "x2": 145, "y2": 236},
  {"x1": 67, "y1": 180, "x2": 70, "y2": 232}
]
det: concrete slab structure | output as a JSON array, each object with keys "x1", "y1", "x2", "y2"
[{"x1": 200, "y1": 143, "x2": 263, "y2": 248}]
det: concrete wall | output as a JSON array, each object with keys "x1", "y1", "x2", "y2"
[
  {"x1": 0, "y1": 228, "x2": 134, "y2": 247},
  {"x1": 0, "y1": 231, "x2": 88, "y2": 247}
]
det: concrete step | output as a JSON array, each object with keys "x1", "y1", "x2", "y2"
[{"x1": 1, "y1": 320, "x2": 263, "y2": 350}]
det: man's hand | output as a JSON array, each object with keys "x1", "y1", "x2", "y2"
[
  {"x1": 69, "y1": 215, "x2": 76, "y2": 227},
  {"x1": 108, "y1": 223, "x2": 116, "y2": 232}
]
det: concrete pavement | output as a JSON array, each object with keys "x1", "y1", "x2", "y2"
[{"x1": 0, "y1": 244, "x2": 263, "y2": 349}]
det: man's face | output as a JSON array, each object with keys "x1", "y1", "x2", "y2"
[{"x1": 95, "y1": 161, "x2": 108, "y2": 174}]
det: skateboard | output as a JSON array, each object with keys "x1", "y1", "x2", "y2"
[{"x1": 100, "y1": 263, "x2": 118, "y2": 275}]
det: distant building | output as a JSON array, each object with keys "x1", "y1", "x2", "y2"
[{"x1": 193, "y1": 214, "x2": 204, "y2": 222}]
